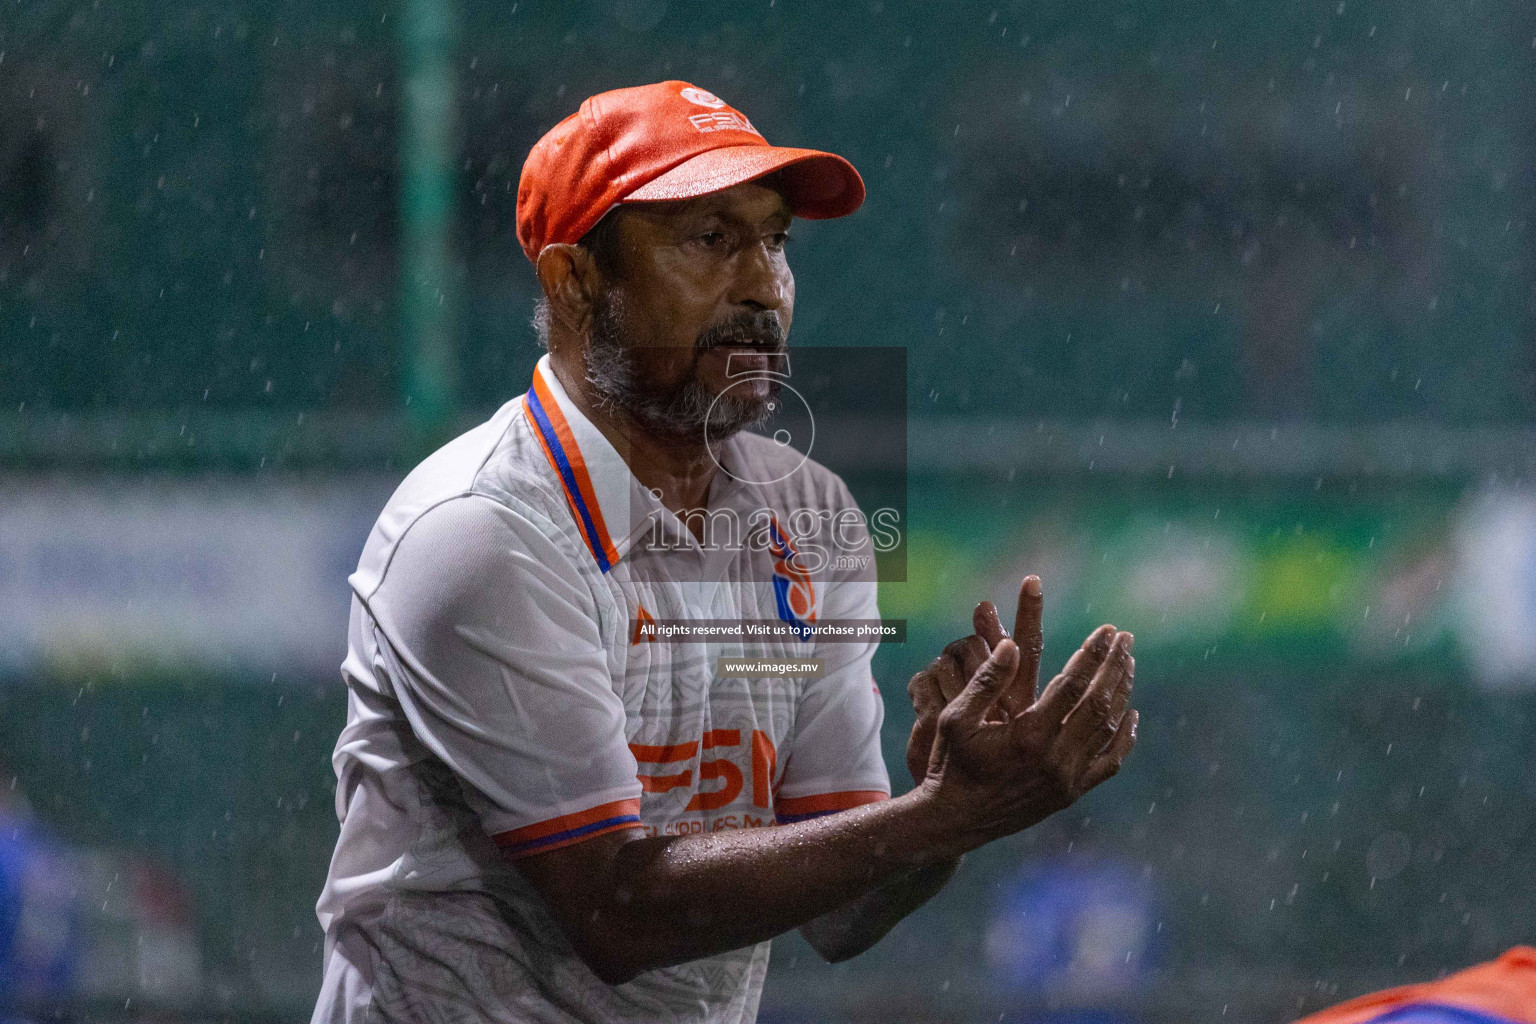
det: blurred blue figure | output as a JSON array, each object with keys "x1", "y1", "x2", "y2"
[
  {"x1": 986, "y1": 854, "x2": 1155, "y2": 1021},
  {"x1": 0, "y1": 777, "x2": 80, "y2": 1013}
]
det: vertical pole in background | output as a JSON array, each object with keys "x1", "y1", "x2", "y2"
[{"x1": 399, "y1": 0, "x2": 460, "y2": 444}]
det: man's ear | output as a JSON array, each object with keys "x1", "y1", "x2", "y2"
[{"x1": 535, "y1": 243, "x2": 602, "y2": 344}]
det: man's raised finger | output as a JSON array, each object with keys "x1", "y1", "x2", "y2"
[
  {"x1": 1034, "y1": 624, "x2": 1117, "y2": 717},
  {"x1": 973, "y1": 601, "x2": 1005, "y2": 648},
  {"x1": 1096, "y1": 650, "x2": 1135, "y2": 745},
  {"x1": 975, "y1": 599, "x2": 1031, "y2": 718},
  {"x1": 1013, "y1": 575, "x2": 1044, "y2": 699},
  {"x1": 942, "y1": 638, "x2": 1020, "y2": 731},
  {"x1": 907, "y1": 662, "x2": 949, "y2": 721},
  {"x1": 1078, "y1": 655, "x2": 1135, "y2": 763},
  {"x1": 906, "y1": 668, "x2": 947, "y2": 785},
  {"x1": 1078, "y1": 708, "x2": 1138, "y2": 791},
  {"x1": 1060, "y1": 631, "x2": 1134, "y2": 753},
  {"x1": 944, "y1": 634, "x2": 992, "y2": 677},
  {"x1": 940, "y1": 635, "x2": 991, "y2": 701},
  {"x1": 913, "y1": 654, "x2": 964, "y2": 708}
]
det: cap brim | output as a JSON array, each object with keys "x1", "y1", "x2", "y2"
[{"x1": 622, "y1": 146, "x2": 865, "y2": 219}]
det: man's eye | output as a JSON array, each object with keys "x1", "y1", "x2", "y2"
[
  {"x1": 768, "y1": 232, "x2": 791, "y2": 250},
  {"x1": 696, "y1": 231, "x2": 727, "y2": 249}
]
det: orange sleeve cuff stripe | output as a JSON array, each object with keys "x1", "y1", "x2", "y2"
[
  {"x1": 774, "y1": 790, "x2": 888, "y2": 823},
  {"x1": 493, "y1": 798, "x2": 643, "y2": 858}
]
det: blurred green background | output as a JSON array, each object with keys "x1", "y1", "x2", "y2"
[{"x1": 1, "y1": 0, "x2": 1534, "y2": 1021}]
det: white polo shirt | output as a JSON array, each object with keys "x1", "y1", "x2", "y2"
[{"x1": 311, "y1": 355, "x2": 890, "y2": 1024}]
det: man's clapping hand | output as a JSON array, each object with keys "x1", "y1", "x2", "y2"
[{"x1": 904, "y1": 576, "x2": 1138, "y2": 844}]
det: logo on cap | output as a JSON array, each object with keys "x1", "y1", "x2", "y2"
[
  {"x1": 680, "y1": 86, "x2": 728, "y2": 109},
  {"x1": 688, "y1": 111, "x2": 760, "y2": 135}
]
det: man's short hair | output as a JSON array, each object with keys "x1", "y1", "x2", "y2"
[{"x1": 531, "y1": 207, "x2": 626, "y2": 349}]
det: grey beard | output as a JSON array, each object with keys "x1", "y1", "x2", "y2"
[{"x1": 584, "y1": 294, "x2": 779, "y2": 442}]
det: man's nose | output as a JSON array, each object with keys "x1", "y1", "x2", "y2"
[{"x1": 729, "y1": 242, "x2": 788, "y2": 311}]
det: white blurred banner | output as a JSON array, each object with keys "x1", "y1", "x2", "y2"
[
  {"x1": 1455, "y1": 489, "x2": 1536, "y2": 690},
  {"x1": 0, "y1": 476, "x2": 393, "y2": 679},
  {"x1": 1, "y1": 475, "x2": 1533, "y2": 688}
]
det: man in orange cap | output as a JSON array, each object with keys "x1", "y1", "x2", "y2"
[{"x1": 310, "y1": 81, "x2": 1138, "y2": 1024}]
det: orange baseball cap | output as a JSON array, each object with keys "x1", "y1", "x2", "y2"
[{"x1": 516, "y1": 81, "x2": 866, "y2": 265}]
